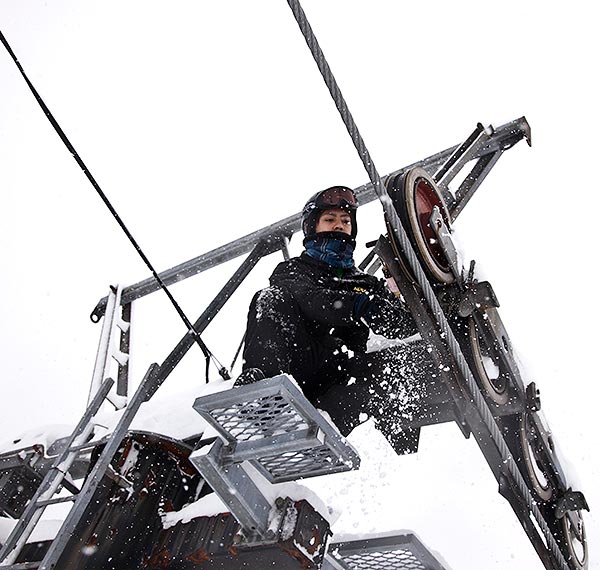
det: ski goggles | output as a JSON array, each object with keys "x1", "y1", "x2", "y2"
[{"x1": 314, "y1": 186, "x2": 358, "y2": 210}]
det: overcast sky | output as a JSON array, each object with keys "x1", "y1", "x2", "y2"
[{"x1": 1, "y1": 2, "x2": 598, "y2": 569}]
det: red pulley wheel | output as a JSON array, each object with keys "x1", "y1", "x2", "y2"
[{"x1": 386, "y1": 167, "x2": 454, "y2": 284}]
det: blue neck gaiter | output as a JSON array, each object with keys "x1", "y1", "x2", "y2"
[{"x1": 304, "y1": 233, "x2": 356, "y2": 269}]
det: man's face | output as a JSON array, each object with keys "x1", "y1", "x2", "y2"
[{"x1": 315, "y1": 208, "x2": 352, "y2": 235}]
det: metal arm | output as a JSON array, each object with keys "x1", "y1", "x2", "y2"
[{"x1": 90, "y1": 117, "x2": 530, "y2": 321}]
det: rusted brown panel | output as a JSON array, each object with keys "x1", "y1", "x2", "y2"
[
  {"x1": 56, "y1": 433, "x2": 201, "y2": 570},
  {"x1": 145, "y1": 500, "x2": 330, "y2": 570},
  {"x1": 26, "y1": 432, "x2": 330, "y2": 570}
]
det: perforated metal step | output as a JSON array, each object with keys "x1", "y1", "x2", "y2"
[
  {"x1": 324, "y1": 533, "x2": 450, "y2": 570},
  {"x1": 192, "y1": 374, "x2": 360, "y2": 483}
]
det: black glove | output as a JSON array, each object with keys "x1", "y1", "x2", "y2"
[{"x1": 354, "y1": 293, "x2": 417, "y2": 338}]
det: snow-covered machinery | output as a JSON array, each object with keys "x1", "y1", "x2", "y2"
[{"x1": 0, "y1": 116, "x2": 589, "y2": 570}]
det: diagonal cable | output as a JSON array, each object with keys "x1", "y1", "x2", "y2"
[
  {"x1": 0, "y1": 28, "x2": 229, "y2": 381},
  {"x1": 285, "y1": 1, "x2": 569, "y2": 567}
]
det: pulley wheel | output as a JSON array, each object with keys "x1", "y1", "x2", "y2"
[
  {"x1": 562, "y1": 509, "x2": 588, "y2": 570},
  {"x1": 386, "y1": 167, "x2": 454, "y2": 284},
  {"x1": 468, "y1": 318, "x2": 509, "y2": 405},
  {"x1": 518, "y1": 413, "x2": 553, "y2": 501}
]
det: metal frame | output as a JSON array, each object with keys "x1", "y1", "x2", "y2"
[
  {"x1": 87, "y1": 285, "x2": 131, "y2": 409},
  {"x1": 87, "y1": 118, "x2": 532, "y2": 410},
  {"x1": 34, "y1": 365, "x2": 162, "y2": 570},
  {"x1": 374, "y1": 156, "x2": 588, "y2": 570},
  {"x1": 142, "y1": 239, "x2": 272, "y2": 401},
  {"x1": 0, "y1": 378, "x2": 115, "y2": 566},
  {"x1": 84, "y1": 119, "x2": 532, "y2": 408},
  {"x1": 90, "y1": 117, "x2": 531, "y2": 321}
]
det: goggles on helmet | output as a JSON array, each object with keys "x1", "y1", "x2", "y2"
[
  {"x1": 313, "y1": 186, "x2": 358, "y2": 211},
  {"x1": 302, "y1": 186, "x2": 358, "y2": 239}
]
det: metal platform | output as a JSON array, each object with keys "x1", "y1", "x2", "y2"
[
  {"x1": 190, "y1": 375, "x2": 360, "y2": 538},
  {"x1": 192, "y1": 374, "x2": 360, "y2": 483},
  {"x1": 324, "y1": 533, "x2": 449, "y2": 570}
]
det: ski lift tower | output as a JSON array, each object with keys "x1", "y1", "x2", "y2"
[
  {"x1": 0, "y1": 1, "x2": 590, "y2": 568},
  {"x1": 0, "y1": 116, "x2": 588, "y2": 570}
]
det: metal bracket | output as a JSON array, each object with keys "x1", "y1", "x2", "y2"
[
  {"x1": 457, "y1": 281, "x2": 500, "y2": 317},
  {"x1": 525, "y1": 382, "x2": 541, "y2": 412},
  {"x1": 192, "y1": 375, "x2": 360, "y2": 483},
  {"x1": 429, "y1": 206, "x2": 461, "y2": 282},
  {"x1": 555, "y1": 488, "x2": 590, "y2": 519},
  {"x1": 191, "y1": 438, "x2": 273, "y2": 537}
]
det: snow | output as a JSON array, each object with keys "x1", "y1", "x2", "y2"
[
  {"x1": 161, "y1": 493, "x2": 229, "y2": 529},
  {"x1": 1, "y1": 2, "x2": 599, "y2": 569},
  {"x1": 161, "y1": 463, "x2": 337, "y2": 531},
  {"x1": 243, "y1": 461, "x2": 338, "y2": 526},
  {"x1": 0, "y1": 424, "x2": 73, "y2": 457},
  {"x1": 94, "y1": 378, "x2": 234, "y2": 442},
  {"x1": 0, "y1": 379, "x2": 235, "y2": 458},
  {"x1": 0, "y1": 518, "x2": 60, "y2": 544}
]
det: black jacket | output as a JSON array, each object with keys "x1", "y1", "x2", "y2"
[{"x1": 269, "y1": 252, "x2": 414, "y2": 353}]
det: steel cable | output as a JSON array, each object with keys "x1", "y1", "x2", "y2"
[
  {"x1": 285, "y1": 1, "x2": 569, "y2": 567},
  {"x1": 0, "y1": 28, "x2": 229, "y2": 382}
]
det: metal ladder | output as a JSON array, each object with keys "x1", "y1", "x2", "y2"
[
  {"x1": 0, "y1": 367, "x2": 161, "y2": 569},
  {"x1": 87, "y1": 284, "x2": 132, "y2": 411},
  {"x1": 0, "y1": 377, "x2": 114, "y2": 568},
  {"x1": 0, "y1": 285, "x2": 139, "y2": 569}
]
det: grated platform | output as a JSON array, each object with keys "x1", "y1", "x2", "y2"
[
  {"x1": 324, "y1": 533, "x2": 450, "y2": 570},
  {"x1": 193, "y1": 374, "x2": 360, "y2": 483}
]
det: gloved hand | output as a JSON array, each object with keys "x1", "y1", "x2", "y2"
[{"x1": 354, "y1": 293, "x2": 417, "y2": 338}]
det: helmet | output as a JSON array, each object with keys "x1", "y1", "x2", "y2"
[{"x1": 301, "y1": 186, "x2": 358, "y2": 239}]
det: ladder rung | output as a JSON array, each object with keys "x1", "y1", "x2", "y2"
[
  {"x1": 36, "y1": 494, "x2": 77, "y2": 508},
  {"x1": 0, "y1": 562, "x2": 41, "y2": 569},
  {"x1": 67, "y1": 439, "x2": 105, "y2": 453},
  {"x1": 0, "y1": 378, "x2": 116, "y2": 568}
]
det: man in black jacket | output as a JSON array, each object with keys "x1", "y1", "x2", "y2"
[{"x1": 240, "y1": 186, "x2": 431, "y2": 449}]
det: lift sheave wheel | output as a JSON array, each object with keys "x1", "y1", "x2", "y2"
[
  {"x1": 386, "y1": 167, "x2": 454, "y2": 284},
  {"x1": 519, "y1": 413, "x2": 553, "y2": 501},
  {"x1": 468, "y1": 318, "x2": 509, "y2": 405},
  {"x1": 562, "y1": 508, "x2": 588, "y2": 570}
]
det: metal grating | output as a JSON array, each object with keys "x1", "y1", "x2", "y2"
[
  {"x1": 324, "y1": 533, "x2": 449, "y2": 570},
  {"x1": 209, "y1": 393, "x2": 310, "y2": 442},
  {"x1": 339, "y1": 548, "x2": 427, "y2": 570},
  {"x1": 258, "y1": 444, "x2": 351, "y2": 480},
  {"x1": 193, "y1": 375, "x2": 360, "y2": 483}
]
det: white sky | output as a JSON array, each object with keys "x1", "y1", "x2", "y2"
[{"x1": 0, "y1": 2, "x2": 598, "y2": 569}]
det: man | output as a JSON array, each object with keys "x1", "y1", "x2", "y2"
[{"x1": 239, "y1": 186, "x2": 431, "y2": 451}]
